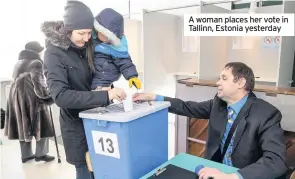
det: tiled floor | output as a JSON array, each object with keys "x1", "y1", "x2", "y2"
[{"x1": 0, "y1": 130, "x2": 75, "y2": 179}]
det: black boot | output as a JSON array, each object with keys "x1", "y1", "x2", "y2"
[
  {"x1": 35, "y1": 155, "x2": 55, "y2": 162},
  {"x1": 22, "y1": 155, "x2": 35, "y2": 163}
]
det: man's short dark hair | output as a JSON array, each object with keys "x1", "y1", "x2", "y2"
[{"x1": 225, "y1": 62, "x2": 255, "y2": 92}]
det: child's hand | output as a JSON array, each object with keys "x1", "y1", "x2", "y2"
[{"x1": 129, "y1": 77, "x2": 142, "y2": 89}]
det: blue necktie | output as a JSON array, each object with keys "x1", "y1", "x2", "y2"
[
  {"x1": 222, "y1": 107, "x2": 235, "y2": 165},
  {"x1": 227, "y1": 107, "x2": 234, "y2": 125}
]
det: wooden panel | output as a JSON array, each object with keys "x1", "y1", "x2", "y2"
[
  {"x1": 189, "y1": 118, "x2": 208, "y2": 139},
  {"x1": 188, "y1": 131, "x2": 207, "y2": 157},
  {"x1": 188, "y1": 118, "x2": 208, "y2": 157},
  {"x1": 285, "y1": 131, "x2": 295, "y2": 168},
  {"x1": 178, "y1": 78, "x2": 295, "y2": 96}
]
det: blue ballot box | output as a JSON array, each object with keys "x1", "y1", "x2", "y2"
[{"x1": 79, "y1": 101, "x2": 171, "y2": 179}]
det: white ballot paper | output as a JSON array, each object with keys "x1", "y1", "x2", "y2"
[{"x1": 122, "y1": 94, "x2": 133, "y2": 112}]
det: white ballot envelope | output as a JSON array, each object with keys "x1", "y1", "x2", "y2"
[{"x1": 122, "y1": 94, "x2": 134, "y2": 112}]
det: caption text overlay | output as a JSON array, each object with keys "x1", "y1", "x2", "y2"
[{"x1": 183, "y1": 13, "x2": 294, "y2": 36}]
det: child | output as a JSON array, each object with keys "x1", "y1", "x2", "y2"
[{"x1": 92, "y1": 8, "x2": 141, "y2": 91}]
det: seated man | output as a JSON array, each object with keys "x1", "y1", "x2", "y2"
[{"x1": 133, "y1": 62, "x2": 288, "y2": 179}]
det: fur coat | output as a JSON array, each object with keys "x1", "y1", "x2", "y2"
[{"x1": 4, "y1": 49, "x2": 55, "y2": 142}]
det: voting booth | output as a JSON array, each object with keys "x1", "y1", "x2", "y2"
[{"x1": 79, "y1": 101, "x2": 171, "y2": 179}]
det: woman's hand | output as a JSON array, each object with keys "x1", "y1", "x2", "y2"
[
  {"x1": 132, "y1": 93, "x2": 156, "y2": 102},
  {"x1": 108, "y1": 88, "x2": 126, "y2": 102}
]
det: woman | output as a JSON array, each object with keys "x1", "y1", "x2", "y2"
[
  {"x1": 5, "y1": 42, "x2": 55, "y2": 163},
  {"x1": 40, "y1": 1, "x2": 126, "y2": 179}
]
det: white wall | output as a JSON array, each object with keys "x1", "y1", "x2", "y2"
[
  {"x1": 130, "y1": 0, "x2": 231, "y2": 15},
  {"x1": 175, "y1": 10, "x2": 200, "y2": 75},
  {"x1": 84, "y1": 0, "x2": 232, "y2": 20},
  {"x1": 142, "y1": 10, "x2": 179, "y2": 94},
  {"x1": 129, "y1": 1, "x2": 233, "y2": 77},
  {"x1": 125, "y1": 1, "x2": 232, "y2": 78},
  {"x1": 124, "y1": 19, "x2": 144, "y2": 73},
  {"x1": 199, "y1": 5, "x2": 230, "y2": 79},
  {"x1": 84, "y1": 0, "x2": 129, "y2": 16},
  {"x1": 0, "y1": 80, "x2": 12, "y2": 110},
  {"x1": 142, "y1": 9, "x2": 182, "y2": 158},
  {"x1": 228, "y1": 5, "x2": 283, "y2": 83},
  {"x1": 0, "y1": 0, "x2": 67, "y2": 79}
]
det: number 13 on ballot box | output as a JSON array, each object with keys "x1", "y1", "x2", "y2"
[
  {"x1": 79, "y1": 101, "x2": 171, "y2": 179},
  {"x1": 92, "y1": 131, "x2": 120, "y2": 159}
]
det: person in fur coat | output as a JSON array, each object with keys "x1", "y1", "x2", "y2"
[{"x1": 4, "y1": 41, "x2": 55, "y2": 163}]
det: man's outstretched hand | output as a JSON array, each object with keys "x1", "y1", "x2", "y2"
[{"x1": 132, "y1": 93, "x2": 156, "y2": 102}]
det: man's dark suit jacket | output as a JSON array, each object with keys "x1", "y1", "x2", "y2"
[{"x1": 164, "y1": 92, "x2": 288, "y2": 179}]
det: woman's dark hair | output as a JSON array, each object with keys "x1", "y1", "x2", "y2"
[
  {"x1": 85, "y1": 39, "x2": 95, "y2": 71},
  {"x1": 66, "y1": 30, "x2": 95, "y2": 71}
]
